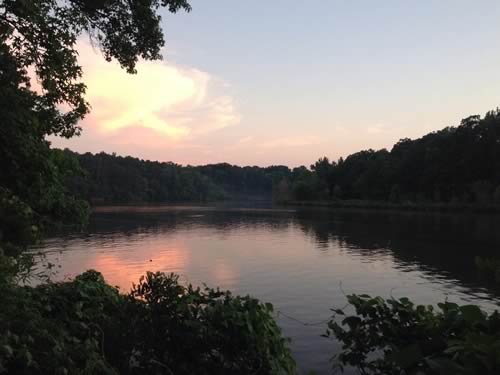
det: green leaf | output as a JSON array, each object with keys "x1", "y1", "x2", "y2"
[
  {"x1": 388, "y1": 344, "x2": 422, "y2": 369},
  {"x1": 342, "y1": 316, "x2": 361, "y2": 329},
  {"x1": 459, "y1": 305, "x2": 484, "y2": 322},
  {"x1": 426, "y1": 357, "x2": 465, "y2": 374},
  {"x1": 2, "y1": 345, "x2": 13, "y2": 357}
]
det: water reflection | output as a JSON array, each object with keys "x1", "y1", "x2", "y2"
[
  {"x1": 294, "y1": 209, "x2": 500, "y2": 298},
  {"x1": 35, "y1": 206, "x2": 500, "y2": 374}
]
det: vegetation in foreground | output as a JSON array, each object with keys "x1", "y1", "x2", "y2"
[
  {"x1": 3, "y1": 270, "x2": 500, "y2": 375},
  {"x1": 475, "y1": 257, "x2": 500, "y2": 284},
  {"x1": 0, "y1": 270, "x2": 295, "y2": 375},
  {"x1": 326, "y1": 294, "x2": 500, "y2": 375}
]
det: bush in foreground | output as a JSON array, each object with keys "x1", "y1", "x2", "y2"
[
  {"x1": 326, "y1": 294, "x2": 500, "y2": 374},
  {"x1": 0, "y1": 270, "x2": 296, "y2": 375}
]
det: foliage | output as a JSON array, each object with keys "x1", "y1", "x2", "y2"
[
  {"x1": 0, "y1": 270, "x2": 121, "y2": 374},
  {"x1": 0, "y1": 0, "x2": 190, "y2": 206},
  {"x1": 295, "y1": 110, "x2": 500, "y2": 204},
  {"x1": 0, "y1": 188, "x2": 39, "y2": 283},
  {"x1": 0, "y1": 270, "x2": 296, "y2": 375},
  {"x1": 0, "y1": 0, "x2": 191, "y2": 275},
  {"x1": 122, "y1": 272, "x2": 296, "y2": 374},
  {"x1": 475, "y1": 256, "x2": 500, "y2": 283},
  {"x1": 326, "y1": 294, "x2": 500, "y2": 374},
  {"x1": 1, "y1": 0, "x2": 192, "y2": 137},
  {"x1": 66, "y1": 109, "x2": 500, "y2": 206},
  {"x1": 64, "y1": 150, "x2": 295, "y2": 203}
]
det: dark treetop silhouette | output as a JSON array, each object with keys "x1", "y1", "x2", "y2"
[{"x1": 62, "y1": 109, "x2": 500, "y2": 207}]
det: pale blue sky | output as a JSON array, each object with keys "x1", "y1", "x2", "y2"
[{"x1": 55, "y1": 0, "x2": 500, "y2": 166}]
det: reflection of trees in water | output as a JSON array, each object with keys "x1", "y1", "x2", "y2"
[
  {"x1": 294, "y1": 209, "x2": 500, "y2": 295},
  {"x1": 59, "y1": 208, "x2": 500, "y2": 296},
  {"x1": 88, "y1": 210, "x2": 292, "y2": 239}
]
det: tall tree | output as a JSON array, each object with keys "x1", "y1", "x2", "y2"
[{"x1": 0, "y1": 0, "x2": 191, "y2": 278}]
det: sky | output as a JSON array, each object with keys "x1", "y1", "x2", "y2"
[{"x1": 51, "y1": 0, "x2": 500, "y2": 167}]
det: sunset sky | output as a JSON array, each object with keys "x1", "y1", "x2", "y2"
[{"x1": 51, "y1": 0, "x2": 500, "y2": 167}]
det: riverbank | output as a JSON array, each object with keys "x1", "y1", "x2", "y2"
[
  {"x1": 282, "y1": 199, "x2": 500, "y2": 213},
  {"x1": 92, "y1": 204, "x2": 295, "y2": 213}
]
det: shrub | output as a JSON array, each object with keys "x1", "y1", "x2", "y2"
[
  {"x1": 475, "y1": 256, "x2": 500, "y2": 283},
  {"x1": 0, "y1": 271, "x2": 296, "y2": 375},
  {"x1": 326, "y1": 294, "x2": 500, "y2": 374}
]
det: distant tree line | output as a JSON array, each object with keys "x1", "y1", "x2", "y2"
[
  {"x1": 64, "y1": 109, "x2": 500, "y2": 205},
  {"x1": 290, "y1": 109, "x2": 500, "y2": 204},
  {"x1": 63, "y1": 150, "x2": 292, "y2": 203}
]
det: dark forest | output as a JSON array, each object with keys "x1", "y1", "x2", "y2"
[{"x1": 65, "y1": 109, "x2": 500, "y2": 206}]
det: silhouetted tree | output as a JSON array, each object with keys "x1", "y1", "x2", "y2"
[
  {"x1": 0, "y1": 0, "x2": 191, "y2": 270},
  {"x1": 293, "y1": 110, "x2": 500, "y2": 204}
]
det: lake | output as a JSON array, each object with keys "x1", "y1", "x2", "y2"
[{"x1": 33, "y1": 206, "x2": 500, "y2": 374}]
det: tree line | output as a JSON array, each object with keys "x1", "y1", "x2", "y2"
[
  {"x1": 298, "y1": 110, "x2": 500, "y2": 204},
  {"x1": 63, "y1": 150, "x2": 291, "y2": 203},
  {"x1": 64, "y1": 109, "x2": 500, "y2": 206}
]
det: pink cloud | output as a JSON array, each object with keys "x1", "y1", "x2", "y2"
[{"x1": 51, "y1": 41, "x2": 239, "y2": 160}]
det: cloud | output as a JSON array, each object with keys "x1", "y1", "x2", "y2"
[
  {"x1": 236, "y1": 136, "x2": 255, "y2": 144},
  {"x1": 259, "y1": 136, "x2": 321, "y2": 148},
  {"x1": 366, "y1": 123, "x2": 399, "y2": 135},
  {"x1": 75, "y1": 41, "x2": 239, "y2": 142}
]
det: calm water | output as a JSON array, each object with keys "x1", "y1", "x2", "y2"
[{"x1": 34, "y1": 206, "x2": 500, "y2": 374}]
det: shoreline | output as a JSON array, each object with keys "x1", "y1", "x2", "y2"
[
  {"x1": 88, "y1": 199, "x2": 500, "y2": 215},
  {"x1": 281, "y1": 199, "x2": 500, "y2": 214}
]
